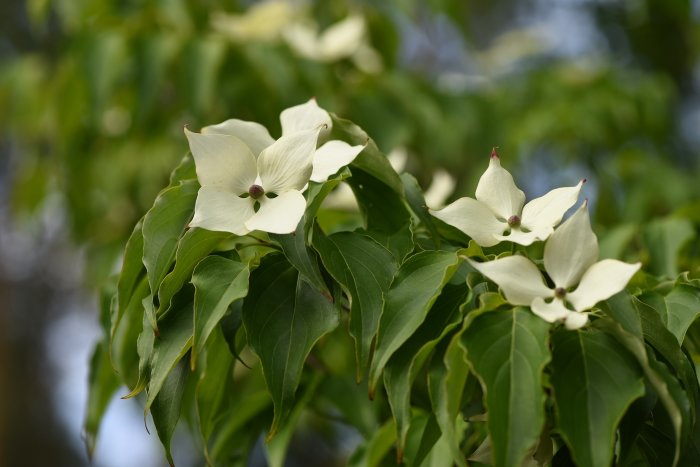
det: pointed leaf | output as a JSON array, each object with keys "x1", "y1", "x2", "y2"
[
  {"x1": 369, "y1": 250, "x2": 460, "y2": 395},
  {"x1": 550, "y1": 328, "x2": 645, "y2": 467},
  {"x1": 271, "y1": 221, "x2": 329, "y2": 296},
  {"x1": 114, "y1": 219, "x2": 145, "y2": 338},
  {"x1": 191, "y1": 256, "x2": 249, "y2": 367},
  {"x1": 158, "y1": 228, "x2": 232, "y2": 316},
  {"x1": 462, "y1": 308, "x2": 551, "y2": 467},
  {"x1": 151, "y1": 358, "x2": 189, "y2": 466},
  {"x1": 83, "y1": 338, "x2": 120, "y2": 458},
  {"x1": 242, "y1": 254, "x2": 339, "y2": 437},
  {"x1": 346, "y1": 167, "x2": 411, "y2": 234},
  {"x1": 313, "y1": 229, "x2": 398, "y2": 379},
  {"x1": 142, "y1": 180, "x2": 198, "y2": 297}
]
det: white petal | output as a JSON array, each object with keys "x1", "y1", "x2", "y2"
[
  {"x1": 189, "y1": 186, "x2": 254, "y2": 235},
  {"x1": 283, "y1": 22, "x2": 321, "y2": 59},
  {"x1": 245, "y1": 190, "x2": 306, "y2": 234},
  {"x1": 544, "y1": 202, "x2": 598, "y2": 289},
  {"x1": 202, "y1": 119, "x2": 275, "y2": 157},
  {"x1": 567, "y1": 259, "x2": 641, "y2": 312},
  {"x1": 318, "y1": 15, "x2": 365, "y2": 60},
  {"x1": 467, "y1": 256, "x2": 552, "y2": 306},
  {"x1": 424, "y1": 169, "x2": 456, "y2": 209},
  {"x1": 388, "y1": 147, "x2": 408, "y2": 172},
  {"x1": 521, "y1": 179, "x2": 584, "y2": 231},
  {"x1": 430, "y1": 198, "x2": 506, "y2": 247},
  {"x1": 494, "y1": 226, "x2": 553, "y2": 246},
  {"x1": 564, "y1": 312, "x2": 589, "y2": 330},
  {"x1": 322, "y1": 182, "x2": 359, "y2": 210},
  {"x1": 531, "y1": 297, "x2": 570, "y2": 323},
  {"x1": 258, "y1": 129, "x2": 319, "y2": 193},
  {"x1": 184, "y1": 128, "x2": 257, "y2": 193},
  {"x1": 475, "y1": 154, "x2": 525, "y2": 220},
  {"x1": 279, "y1": 98, "x2": 332, "y2": 136},
  {"x1": 310, "y1": 140, "x2": 364, "y2": 182}
]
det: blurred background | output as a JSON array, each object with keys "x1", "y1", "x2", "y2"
[{"x1": 1, "y1": 0, "x2": 699, "y2": 466}]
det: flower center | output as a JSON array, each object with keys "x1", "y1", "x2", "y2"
[
  {"x1": 248, "y1": 184, "x2": 265, "y2": 199},
  {"x1": 507, "y1": 215, "x2": 521, "y2": 228},
  {"x1": 554, "y1": 287, "x2": 567, "y2": 299}
]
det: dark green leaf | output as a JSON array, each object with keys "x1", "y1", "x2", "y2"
[
  {"x1": 401, "y1": 172, "x2": 441, "y2": 244},
  {"x1": 151, "y1": 358, "x2": 189, "y2": 466},
  {"x1": 346, "y1": 167, "x2": 411, "y2": 235},
  {"x1": 114, "y1": 219, "x2": 145, "y2": 338},
  {"x1": 242, "y1": 254, "x2": 339, "y2": 437},
  {"x1": 368, "y1": 250, "x2": 460, "y2": 396},
  {"x1": 142, "y1": 180, "x2": 198, "y2": 298},
  {"x1": 362, "y1": 221, "x2": 414, "y2": 263},
  {"x1": 83, "y1": 338, "x2": 120, "y2": 458},
  {"x1": 271, "y1": 221, "x2": 329, "y2": 297},
  {"x1": 348, "y1": 420, "x2": 397, "y2": 467},
  {"x1": 313, "y1": 229, "x2": 398, "y2": 379},
  {"x1": 158, "y1": 228, "x2": 232, "y2": 316},
  {"x1": 191, "y1": 256, "x2": 249, "y2": 368},
  {"x1": 550, "y1": 328, "x2": 645, "y2": 467},
  {"x1": 462, "y1": 308, "x2": 551, "y2": 467}
]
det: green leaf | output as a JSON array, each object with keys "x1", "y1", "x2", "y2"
[
  {"x1": 122, "y1": 297, "x2": 156, "y2": 398},
  {"x1": 151, "y1": 358, "x2": 189, "y2": 466},
  {"x1": 271, "y1": 221, "x2": 329, "y2": 297},
  {"x1": 368, "y1": 250, "x2": 460, "y2": 395},
  {"x1": 346, "y1": 167, "x2": 411, "y2": 235},
  {"x1": 142, "y1": 180, "x2": 198, "y2": 299},
  {"x1": 83, "y1": 338, "x2": 120, "y2": 458},
  {"x1": 384, "y1": 281, "x2": 468, "y2": 460},
  {"x1": 461, "y1": 308, "x2": 551, "y2": 467},
  {"x1": 168, "y1": 153, "x2": 197, "y2": 187},
  {"x1": 242, "y1": 254, "x2": 339, "y2": 438},
  {"x1": 313, "y1": 229, "x2": 398, "y2": 379},
  {"x1": 114, "y1": 219, "x2": 145, "y2": 339},
  {"x1": 144, "y1": 292, "x2": 193, "y2": 412},
  {"x1": 349, "y1": 420, "x2": 397, "y2": 467},
  {"x1": 643, "y1": 217, "x2": 694, "y2": 277},
  {"x1": 363, "y1": 221, "x2": 414, "y2": 263},
  {"x1": 317, "y1": 375, "x2": 379, "y2": 438},
  {"x1": 191, "y1": 256, "x2": 249, "y2": 368},
  {"x1": 401, "y1": 172, "x2": 441, "y2": 244},
  {"x1": 550, "y1": 328, "x2": 645, "y2": 467},
  {"x1": 158, "y1": 228, "x2": 232, "y2": 316},
  {"x1": 651, "y1": 284, "x2": 700, "y2": 345},
  {"x1": 330, "y1": 114, "x2": 404, "y2": 195}
]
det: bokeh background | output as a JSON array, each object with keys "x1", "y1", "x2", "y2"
[{"x1": 1, "y1": 0, "x2": 699, "y2": 466}]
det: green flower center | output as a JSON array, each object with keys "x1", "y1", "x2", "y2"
[{"x1": 248, "y1": 184, "x2": 265, "y2": 199}]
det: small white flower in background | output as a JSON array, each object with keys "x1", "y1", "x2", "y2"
[
  {"x1": 430, "y1": 149, "x2": 584, "y2": 247},
  {"x1": 467, "y1": 201, "x2": 641, "y2": 329},
  {"x1": 210, "y1": 1, "x2": 297, "y2": 43},
  {"x1": 283, "y1": 15, "x2": 383, "y2": 73},
  {"x1": 184, "y1": 126, "x2": 321, "y2": 235},
  {"x1": 424, "y1": 169, "x2": 456, "y2": 210}
]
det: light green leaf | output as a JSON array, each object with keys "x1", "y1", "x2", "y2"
[
  {"x1": 313, "y1": 229, "x2": 398, "y2": 380},
  {"x1": 242, "y1": 254, "x2": 339, "y2": 438},
  {"x1": 462, "y1": 308, "x2": 551, "y2": 467},
  {"x1": 384, "y1": 281, "x2": 468, "y2": 460},
  {"x1": 158, "y1": 228, "x2": 232, "y2": 316},
  {"x1": 142, "y1": 180, "x2": 198, "y2": 298},
  {"x1": 655, "y1": 284, "x2": 700, "y2": 345},
  {"x1": 191, "y1": 256, "x2": 249, "y2": 368},
  {"x1": 643, "y1": 217, "x2": 694, "y2": 278},
  {"x1": 550, "y1": 328, "x2": 645, "y2": 467},
  {"x1": 349, "y1": 420, "x2": 397, "y2": 467},
  {"x1": 151, "y1": 358, "x2": 189, "y2": 466},
  {"x1": 368, "y1": 250, "x2": 460, "y2": 396}
]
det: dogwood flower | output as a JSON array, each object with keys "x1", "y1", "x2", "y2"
[
  {"x1": 467, "y1": 201, "x2": 641, "y2": 329},
  {"x1": 204, "y1": 99, "x2": 364, "y2": 184},
  {"x1": 430, "y1": 149, "x2": 584, "y2": 247},
  {"x1": 184, "y1": 126, "x2": 321, "y2": 235}
]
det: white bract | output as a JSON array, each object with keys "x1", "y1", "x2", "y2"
[
  {"x1": 430, "y1": 150, "x2": 584, "y2": 246},
  {"x1": 467, "y1": 202, "x2": 641, "y2": 329},
  {"x1": 205, "y1": 99, "x2": 364, "y2": 184},
  {"x1": 184, "y1": 126, "x2": 321, "y2": 235}
]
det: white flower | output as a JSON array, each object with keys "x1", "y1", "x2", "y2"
[
  {"x1": 280, "y1": 99, "x2": 365, "y2": 182},
  {"x1": 424, "y1": 169, "x2": 456, "y2": 210},
  {"x1": 430, "y1": 149, "x2": 584, "y2": 246},
  {"x1": 467, "y1": 201, "x2": 641, "y2": 329},
  {"x1": 184, "y1": 126, "x2": 321, "y2": 235},
  {"x1": 210, "y1": 1, "x2": 298, "y2": 43}
]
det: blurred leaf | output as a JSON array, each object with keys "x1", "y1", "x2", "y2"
[
  {"x1": 151, "y1": 358, "x2": 189, "y2": 466},
  {"x1": 462, "y1": 308, "x2": 551, "y2": 467},
  {"x1": 83, "y1": 338, "x2": 120, "y2": 458},
  {"x1": 313, "y1": 229, "x2": 398, "y2": 380},
  {"x1": 158, "y1": 228, "x2": 233, "y2": 316},
  {"x1": 191, "y1": 256, "x2": 249, "y2": 368},
  {"x1": 349, "y1": 420, "x2": 397, "y2": 467},
  {"x1": 368, "y1": 250, "x2": 460, "y2": 396},
  {"x1": 242, "y1": 254, "x2": 339, "y2": 438},
  {"x1": 599, "y1": 224, "x2": 638, "y2": 260},
  {"x1": 142, "y1": 180, "x2": 198, "y2": 301},
  {"x1": 643, "y1": 218, "x2": 694, "y2": 277},
  {"x1": 384, "y1": 281, "x2": 468, "y2": 460},
  {"x1": 550, "y1": 328, "x2": 645, "y2": 467}
]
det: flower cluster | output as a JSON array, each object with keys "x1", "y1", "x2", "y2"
[
  {"x1": 185, "y1": 99, "x2": 364, "y2": 235},
  {"x1": 431, "y1": 150, "x2": 640, "y2": 329}
]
